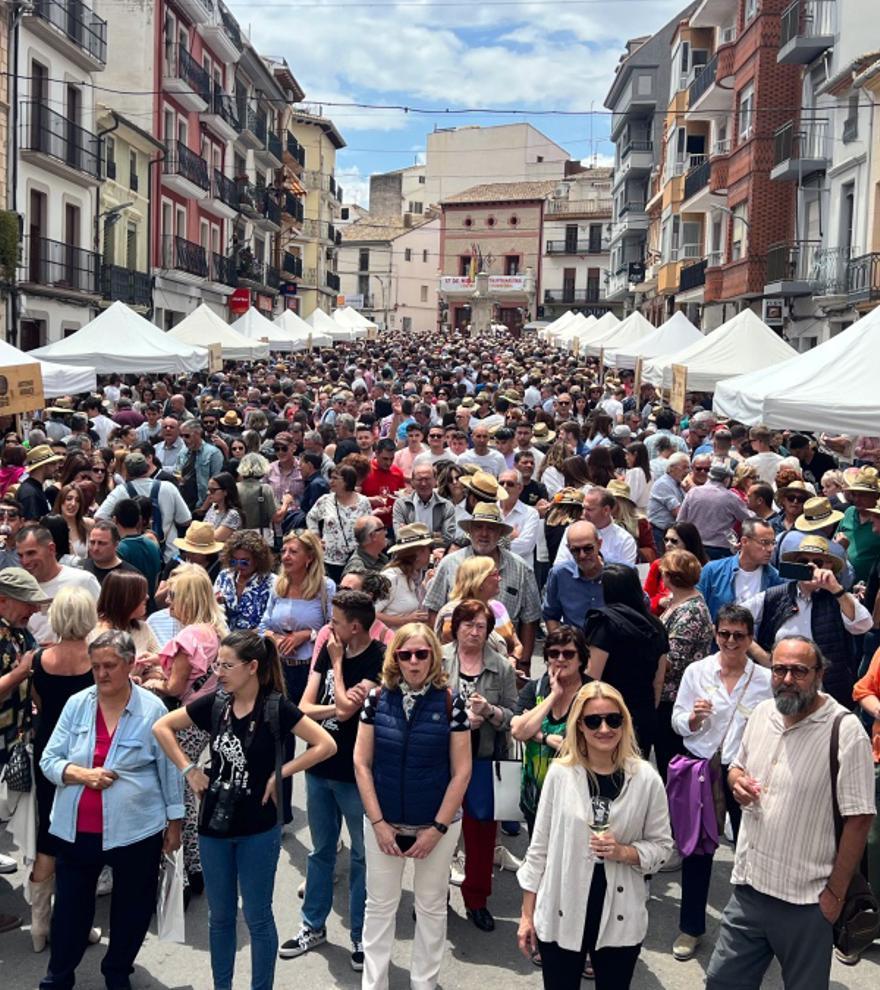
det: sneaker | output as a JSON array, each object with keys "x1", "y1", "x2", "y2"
[
  {"x1": 493, "y1": 845, "x2": 523, "y2": 871},
  {"x1": 659, "y1": 849, "x2": 683, "y2": 873},
  {"x1": 834, "y1": 947, "x2": 861, "y2": 966},
  {"x1": 0, "y1": 853, "x2": 16, "y2": 874},
  {"x1": 279, "y1": 926, "x2": 327, "y2": 959},
  {"x1": 96, "y1": 866, "x2": 113, "y2": 897},
  {"x1": 672, "y1": 932, "x2": 701, "y2": 961},
  {"x1": 350, "y1": 941, "x2": 364, "y2": 971},
  {"x1": 449, "y1": 853, "x2": 466, "y2": 887}
]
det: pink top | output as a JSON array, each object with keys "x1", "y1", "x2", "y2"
[
  {"x1": 77, "y1": 708, "x2": 112, "y2": 834},
  {"x1": 309, "y1": 619, "x2": 394, "y2": 672},
  {"x1": 159, "y1": 623, "x2": 220, "y2": 703}
]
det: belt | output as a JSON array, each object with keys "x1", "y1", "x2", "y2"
[{"x1": 281, "y1": 656, "x2": 311, "y2": 667}]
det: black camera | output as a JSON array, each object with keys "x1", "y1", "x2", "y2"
[{"x1": 205, "y1": 779, "x2": 236, "y2": 834}]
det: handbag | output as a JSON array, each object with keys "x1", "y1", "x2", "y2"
[
  {"x1": 829, "y1": 713, "x2": 880, "y2": 957},
  {"x1": 0, "y1": 675, "x2": 33, "y2": 793},
  {"x1": 156, "y1": 850, "x2": 186, "y2": 943},
  {"x1": 464, "y1": 758, "x2": 525, "y2": 822}
]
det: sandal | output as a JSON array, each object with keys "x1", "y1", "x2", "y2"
[
  {"x1": 582, "y1": 962, "x2": 595, "y2": 980},
  {"x1": 530, "y1": 948, "x2": 542, "y2": 966}
]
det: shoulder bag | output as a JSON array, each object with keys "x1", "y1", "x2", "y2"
[{"x1": 0, "y1": 670, "x2": 34, "y2": 793}]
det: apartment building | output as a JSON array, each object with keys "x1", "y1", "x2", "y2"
[
  {"x1": 369, "y1": 164, "x2": 427, "y2": 217},
  {"x1": 15, "y1": 0, "x2": 108, "y2": 347},
  {"x1": 289, "y1": 108, "x2": 345, "y2": 318},
  {"x1": 541, "y1": 166, "x2": 618, "y2": 321},
  {"x1": 0, "y1": 4, "x2": 10, "y2": 344},
  {"x1": 851, "y1": 56, "x2": 880, "y2": 315},
  {"x1": 762, "y1": 0, "x2": 876, "y2": 347}
]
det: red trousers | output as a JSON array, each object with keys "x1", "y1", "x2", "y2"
[{"x1": 461, "y1": 813, "x2": 497, "y2": 910}]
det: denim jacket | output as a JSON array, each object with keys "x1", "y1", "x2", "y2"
[{"x1": 40, "y1": 683, "x2": 185, "y2": 849}]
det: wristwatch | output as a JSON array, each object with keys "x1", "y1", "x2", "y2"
[
  {"x1": 309, "y1": 628, "x2": 318, "y2": 641},
  {"x1": 431, "y1": 820, "x2": 448, "y2": 835}
]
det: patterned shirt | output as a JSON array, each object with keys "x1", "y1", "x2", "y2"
[
  {"x1": 214, "y1": 569, "x2": 276, "y2": 631},
  {"x1": 659, "y1": 596, "x2": 715, "y2": 703},
  {"x1": 0, "y1": 619, "x2": 36, "y2": 765}
]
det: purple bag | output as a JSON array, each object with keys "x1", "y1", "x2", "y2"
[{"x1": 665, "y1": 753, "x2": 720, "y2": 857}]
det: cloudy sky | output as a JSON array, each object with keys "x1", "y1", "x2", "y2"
[{"x1": 230, "y1": 0, "x2": 687, "y2": 206}]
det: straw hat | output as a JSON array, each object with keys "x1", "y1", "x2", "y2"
[
  {"x1": 844, "y1": 466, "x2": 880, "y2": 496},
  {"x1": 460, "y1": 470, "x2": 504, "y2": 502},
  {"x1": 607, "y1": 479, "x2": 636, "y2": 506},
  {"x1": 552, "y1": 487, "x2": 586, "y2": 508},
  {"x1": 26, "y1": 445, "x2": 63, "y2": 471},
  {"x1": 775, "y1": 479, "x2": 814, "y2": 501},
  {"x1": 221, "y1": 410, "x2": 242, "y2": 427},
  {"x1": 794, "y1": 496, "x2": 844, "y2": 532},
  {"x1": 459, "y1": 502, "x2": 514, "y2": 536},
  {"x1": 781, "y1": 533, "x2": 843, "y2": 575},
  {"x1": 387, "y1": 523, "x2": 435, "y2": 555},
  {"x1": 173, "y1": 522, "x2": 226, "y2": 555},
  {"x1": 532, "y1": 422, "x2": 556, "y2": 444}
]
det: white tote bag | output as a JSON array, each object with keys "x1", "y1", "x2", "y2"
[{"x1": 156, "y1": 850, "x2": 186, "y2": 943}]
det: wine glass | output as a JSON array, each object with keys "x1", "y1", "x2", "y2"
[{"x1": 590, "y1": 795, "x2": 612, "y2": 836}]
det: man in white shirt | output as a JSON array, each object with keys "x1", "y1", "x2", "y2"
[
  {"x1": 15, "y1": 526, "x2": 100, "y2": 644},
  {"x1": 154, "y1": 418, "x2": 185, "y2": 469},
  {"x1": 83, "y1": 398, "x2": 116, "y2": 447},
  {"x1": 457, "y1": 424, "x2": 507, "y2": 477},
  {"x1": 514, "y1": 422, "x2": 545, "y2": 471},
  {"x1": 555, "y1": 487, "x2": 637, "y2": 567},
  {"x1": 498, "y1": 469, "x2": 540, "y2": 569},
  {"x1": 745, "y1": 425, "x2": 784, "y2": 487}
]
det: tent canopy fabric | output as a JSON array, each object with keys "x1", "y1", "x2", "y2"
[
  {"x1": 713, "y1": 307, "x2": 880, "y2": 434},
  {"x1": 539, "y1": 311, "x2": 576, "y2": 339},
  {"x1": 31, "y1": 301, "x2": 207, "y2": 374},
  {"x1": 609, "y1": 311, "x2": 703, "y2": 370},
  {"x1": 334, "y1": 307, "x2": 376, "y2": 331},
  {"x1": 643, "y1": 309, "x2": 797, "y2": 392},
  {"x1": 0, "y1": 339, "x2": 96, "y2": 397},
  {"x1": 274, "y1": 310, "x2": 330, "y2": 349},
  {"x1": 556, "y1": 314, "x2": 596, "y2": 343},
  {"x1": 566, "y1": 311, "x2": 620, "y2": 350},
  {"x1": 308, "y1": 308, "x2": 360, "y2": 341},
  {"x1": 169, "y1": 305, "x2": 269, "y2": 361},
  {"x1": 231, "y1": 307, "x2": 304, "y2": 352},
  {"x1": 585, "y1": 310, "x2": 654, "y2": 358}
]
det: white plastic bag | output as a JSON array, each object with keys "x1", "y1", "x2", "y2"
[{"x1": 156, "y1": 850, "x2": 185, "y2": 943}]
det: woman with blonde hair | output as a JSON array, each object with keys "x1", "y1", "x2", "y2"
[
  {"x1": 354, "y1": 623, "x2": 472, "y2": 990},
  {"x1": 544, "y1": 487, "x2": 585, "y2": 564},
  {"x1": 517, "y1": 682, "x2": 672, "y2": 989},
  {"x1": 433, "y1": 555, "x2": 523, "y2": 664}
]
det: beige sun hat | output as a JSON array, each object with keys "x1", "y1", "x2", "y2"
[
  {"x1": 173, "y1": 522, "x2": 226, "y2": 556},
  {"x1": 794, "y1": 496, "x2": 844, "y2": 532},
  {"x1": 387, "y1": 523, "x2": 435, "y2": 555},
  {"x1": 460, "y1": 470, "x2": 505, "y2": 502},
  {"x1": 458, "y1": 501, "x2": 514, "y2": 536}
]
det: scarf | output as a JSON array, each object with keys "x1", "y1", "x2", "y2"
[{"x1": 399, "y1": 680, "x2": 431, "y2": 720}]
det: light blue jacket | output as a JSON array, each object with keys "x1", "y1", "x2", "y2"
[
  {"x1": 696, "y1": 554, "x2": 785, "y2": 621},
  {"x1": 40, "y1": 683, "x2": 185, "y2": 849}
]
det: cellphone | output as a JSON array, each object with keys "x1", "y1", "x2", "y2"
[
  {"x1": 779, "y1": 561, "x2": 815, "y2": 581},
  {"x1": 394, "y1": 833, "x2": 417, "y2": 852}
]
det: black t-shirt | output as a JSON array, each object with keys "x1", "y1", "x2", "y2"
[
  {"x1": 585, "y1": 770, "x2": 625, "y2": 938},
  {"x1": 520, "y1": 480, "x2": 548, "y2": 509},
  {"x1": 802, "y1": 449, "x2": 837, "y2": 487},
  {"x1": 374, "y1": 398, "x2": 393, "y2": 420},
  {"x1": 309, "y1": 640, "x2": 384, "y2": 782},
  {"x1": 81, "y1": 558, "x2": 139, "y2": 586},
  {"x1": 188, "y1": 690, "x2": 303, "y2": 837}
]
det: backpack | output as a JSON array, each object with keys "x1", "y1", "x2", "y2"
[
  {"x1": 126, "y1": 479, "x2": 164, "y2": 553},
  {"x1": 210, "y1": 690, "x2": 284, "y2": 827}
]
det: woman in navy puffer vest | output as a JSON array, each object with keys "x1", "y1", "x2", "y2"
[{"x1": 354, "y1": 622, "x2": 472, "y2": 990}]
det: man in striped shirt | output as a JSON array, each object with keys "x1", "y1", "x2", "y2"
[{"x1": 706, "y1": 635, "x2": 875, "y2": 983}]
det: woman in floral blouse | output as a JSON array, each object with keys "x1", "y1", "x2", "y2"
[
  {"x1": 305, "y1": 463, "x2": 371, "y2": 583},
  {"x1": 655, "y1": 549, "x2": 714, "y2": 782},
  {"x1": 213, "y1": 530, "x2": 276, "y2": 631}
]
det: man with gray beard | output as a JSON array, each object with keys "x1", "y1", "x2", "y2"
[{"x1": 706, "y1": 636, "x2": 875, "y2": 982}]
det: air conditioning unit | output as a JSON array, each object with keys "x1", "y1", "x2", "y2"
[{"x1": 552, "y1": 184, "x2": 569, "y2": 200}]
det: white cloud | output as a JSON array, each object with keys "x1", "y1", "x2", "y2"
[{"x1": 335, "y1": 164, "x2": 371, "y2": 206}]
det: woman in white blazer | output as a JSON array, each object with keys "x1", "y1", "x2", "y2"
[{"x1": 516, "y1": 681, "x2": 673, "y2": 989}]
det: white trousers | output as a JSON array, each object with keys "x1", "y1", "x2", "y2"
[{"x1": 361, "y1": 818, "x2": 462, "y2": 990}]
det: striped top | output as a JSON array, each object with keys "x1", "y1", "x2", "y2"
[{"x1": 730, "y1": 696, "x2": 874, "y2": 904}]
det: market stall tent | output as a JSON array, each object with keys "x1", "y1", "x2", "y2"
[
  {"x1": 584, "y1": 310, "x2": 655, "y2": 359},
  {"x1": 608, "y1": 311, "x2": 703, "y2": 369},
  {"x1": 169, "y1": 305, "x2": 269, "y2": 361},
  {"x1": 308, "y1": 307, "x2": 361, "y2": 342},
  {"x1": 643, "y1": 308, "x2": 797, "y2": 391},
  {"x1": 231, "y1": 307, "x2": 302, "y2": 352},
  {"x1": 31, "y1": 301, "x2": 207, "y2": 374},
  {"x1": 539, "y1": 311, "x2": 577, "y2": 339},
  {"x1": 566, "y1": 311, "x2": 620, "y2": 350},
  {"x1": 713, "y1": 307, "x2": 880, "y2": 434},
  {"x1": 274, "y1": 310, "x2": 330, "y2": 349},
  {"x1": 335, "y1": 306, "x2": 376, "y2": 332},
  {"x1": 1, "y1": 339, "x2": 96, "y2": 396},
  {"x1": 555, "y1": 314, "x2": 596, "y2": 346}
]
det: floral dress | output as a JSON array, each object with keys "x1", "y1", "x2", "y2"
[
  {"x1": 306, "y1": 493, "x2": 372, "y2": 567},
  {"x1": 660, "y1": 596, "x2": 715, "y2": 703},
  {"x1": 213, "y1": 569, "x2": 275, "y2": 631}
]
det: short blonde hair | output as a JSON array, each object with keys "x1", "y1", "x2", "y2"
[
  {"x1": 49, "y1": 585, "x2": 98, "y2": 641},
  {"x1": 237, "y1": 452, "x2": 270, "y2": 479},
  {"x1": 449, "y1": 556, "x2": 495, "y2": 601},
  {"x1": 557, "y1": 682, "x2": 642, "y2": 785},
  {"x1": 168, "y1": 563, "x2": 228, "y2": 632},
  {"x1": 381, "y1": 623, "x2": 447, "y2": 691}
]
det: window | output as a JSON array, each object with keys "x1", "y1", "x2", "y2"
[
  {"x1": 587, "y1": 268, "x2": 600, "y2": 301},
  {"x1": 408, "y1": 201, "x2": 423, "y2": 214},
  {"x1": 200, "y1": 220, "x2": 210, "y2": 252},
  {"x1": 422, "y1": 249, "x2": 428, "y2": 263},
  {"x1": 744, "y1": 0, "x2": 758, "y2": 23},
  {"x1": 103, "y1": 217, "x2": 115, "y2": 264},
  {"x1": 459, "y1": 255, "x2": 472, "y2": 276},
  {"x1": 105, "y1": 136, "x2": 116, "y2": 180},
  {"x1": 738, "y1": 84, "x2": 755, "y2": 144},
  {"x1": 420, "y1": 285, "x2": 428, "y2": 302},
  {"x1": 418, "y1": 175, "x2": 426, "y2": 184},
  {"x1": 730, "y1": 202, "x2": 748, "y2": 260},
  {"x1": 589, "y1": 224, "x2": 603, "y2": 253},
  {"x1": 843, "y1": 94, "x2": 859, "y2": 143},
  {"x1": 129, "y1": 150, "x2": 138, "y2": 191},
  {"x1": 404, "y1": 248, "x2": 412, "y2": 261},
  {"x1": 505, "y1": 255, "x2": 520, "y2": 275},
  {"x1": 402, "y1": 317, "x2": 412, "y2": 332},
  {"x1": 126, "y1": 222, "x2": 137, "y2": 270},
  {"x1": 358, "y1": 248, "x2": 369, "y2": 272}
]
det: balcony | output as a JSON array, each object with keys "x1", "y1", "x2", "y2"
[
  {"x1": 255, "y1": 125, "x2": 282, "y2": 168},
  {"x1": 439, "y1": 275, "x2": 530, "y2": 295},
  {"x1": 282, "y1": 253, "x2": 303, "y2": 279},
  {"x1": 771, "y1": 119, "x2": 829, "y2": 181},
  {"x1": 163, "y1": 44, "x2": 210, "y2": 112},
  {"x1": 21, "y1": 236, "x2": 99, "y2": 297},
  {"x1": 100, "y1": 265, "x2": 151, "y2": 308},
  {"x1": 266, "y1": 264, "x2": 281, "y2": 290},
  {"x1": 197, "y1": 2, "x2": 243, "y2": 63},
  {"x1": 174, "y1": 0, "x2": 212, "y2": 26},
  {"x1": 687, "y1": 47, "x2": 735, "y2": 117},
  {"x1": 810, "y1": 246, "x2": 851, "y2": 297},
  {"x1": 210, "y1": 252, "x2": 237, "y2": 288},
  {"x1": 285, "y1": 133, "x2": 306, "y2": 170},
  {"x1": 545, "y1": 197, "x2": 614, "y2": 217},
  {"x1": 282, "y1": 191, "x2": 304, "y2": 224},
  {"x1": 544, "y1": 288, "x2": 602, "y2": 305},
  {"x1": 25, "y1": 0, "x2": 106, "y2": 72},
  {"x1": 679, "y1": 258, "x2": 708, "y2": 293},
  {"x1": 202, "y1": 90, "x2": 239, "y2": 143},
  {"x1": 614, "y1": 139, "x2": 653, "y2": 187},
  {"x1": 201, "y1": 170, "x2": 239, "y2": 220},
  {"x1": 20, "y1": 104, "x2": 101, "y2": 185},
  {"x1": 545, "y1": 238, "x2": 607, "y2": 255},
  {"x1": 847, "y1": 253, "x2": 880, "y2": 306},
  {"x1": 162, "y1": 235, "x2": 208, "y2": 281},
  {"x1": 779, "y1": 0, "x2": 836, "y2": 65},
  {"x1": 764, "y1": 240, "x2": 821, "y2": 295},
  {"x1": 237, "y1": 255, "x2": 278, "y2": 294},
  {"x1": 611, "y1": 202, "x2": 649, "y2": 241},
  {"x1": 256, "y1": 193, "x2": 281, "y2": 232},
  {"x1": 682, "y1": 156, "x2": 710, "y2": 208},
  {"x1": 326, "y1": 271, "x2": 341, "y2": 292},
  {"x1": 163, "y1": 141, "x2": 209, "y2": 199},
  {"x1": 237, "y1": 101, "x2": 264, "y2": 150},
  {"x1": 267, "y1": 131, "x2": 283, "y2": 166}
]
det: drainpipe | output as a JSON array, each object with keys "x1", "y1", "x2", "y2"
[
  {"x1": 7, "y1": 3, "x2": 23, "y2": 345},
  {"x1": 94, "y1": 111, "x2": 121, "y2": 257},
  {"x1": 145, "y1": 149, "x2": 166, "y2": 322}
]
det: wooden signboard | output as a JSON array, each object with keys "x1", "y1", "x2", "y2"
[
  {"x1": 207, "y1": 343, "x2": 223, "y2": 373},
  {"x1": 597, "y1": 346, "x2": 605, "y2": 370},
  {"x1": 633, "y1": 356, "x2": 643, "y2": 395},
  {"x1": 670, "y1": 363, "x2": 688, "y2": 415},
  {"x1": 307, "y1": 333, "x2": 313, "y2": 350},
  {"x1": 571, "y1": 334, "x2": 580, "y2": 355},
  {"x1": 0, "y1": 364, "x2": 44, "y2": 416}
]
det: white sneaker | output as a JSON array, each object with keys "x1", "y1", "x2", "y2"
[
  {"x1": 449, "y1": 853, "x2": 466, "y2": 887},
  {"x1": 493, "y1": 845, "x2": 523, "y2": 871},
  {"x1": 96, "y1": 866, "x2": 112, "y2": 897},
  {"x1": 672, "y1": 932, "x2": 701, "y2": 961},
  {"x1": 0, "y1": 853, "x2": 16, "y2": 874}
]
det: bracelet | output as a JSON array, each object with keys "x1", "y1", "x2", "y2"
[
  {"x1": 832, "y1": 588, "x2": 847, "y2": 599},
  {"x1": 180, "y1": 762, "x2": 196, "y2": 777},
  {"x1": 824, "y1": 884, "x2": 844, "y2": 902},
  {"x1": 370, "y1": 817, "x2": 385, "y2": 826}
]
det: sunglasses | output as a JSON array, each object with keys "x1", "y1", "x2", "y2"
[
  {"x1": 395, "y1": 648, "x2": 432, "y2": 663},
  {"x1": 230, "y1": 557, "x2": 252, "y2": 568},
  {"x1": 717, "y1": 629, "x2": 748, "y2": 641},
  {"x1": 546, "y1": 648, "x2": 578, "y2": 661},
  {"x1": 275, "y1": 445, "x2": 289, "y2": 452},
  {"x1": 500, "y1": 480, "x2": 518, "y2": 488},
  {"x1": 92, "y1": 467, "x2": 107, "y2": 475},
  {"x1": 784, "y1": 496, "x2": 807, "y2": 504},
  {"x1": 570, "y1": 544, "x2": 596, "y2": 556},
  {"x1": 581, "y1": 713, "x2": 624, "y2": 730},
  {"x1": 770, "y1": 664, "x2": 819, "y2": 681},
  {"x1": 693, "y1": 466, "x2": 710, "y2": 473},
  {"x1": 664, "y1": 536, "x2": 681, "y2": 545}
]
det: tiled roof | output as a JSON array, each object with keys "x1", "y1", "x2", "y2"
[{"x1": 441, "y1": 180, "x2": 561, "y2": 205}]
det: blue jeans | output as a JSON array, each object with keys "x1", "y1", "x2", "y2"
[
  {"x1": 302, "y1": 773, "x2": 366, "y2": 943},
  {"x1": 199, "y1": 826, "x2": 282, "y2": 990}
]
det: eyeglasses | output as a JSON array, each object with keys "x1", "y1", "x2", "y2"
[
  {"x1": 274, "y1": 444, "x2": 289, "y2": 452},
  {"x1": 746, "y1": 537, "x2": 777, "y2": 548},
  {"x1": 230, "y1": 557, "x2": 252, "y2": 568},
  {"x1": 770, "y1": 664, "x2": 819, "y2": 681},
  {"x1": 717, "y1": 629, "x2": 748, "y2": 642},
  {"x1": 693, "y1": 466, "x2": 710, "y2": 473},
  {"x1": 581, "y1": 713, "x2": 624, "y2": 730},
  {"x1": 569, "y1": 544, "x2": 596, "y2": 556},
  {"x1": 499, "y1": 480, "x2": 518, "y2": 488},
  {"x1": 546, "y1": 648, "x2": 578, "y2": 661},
  {"x1": 211, "y1": 660, "x2": 246, "y2": 673},
  {"x1": 395, "y1": 648, "x2": 432, "y2": 663},
  {"x1": 0, "y1": 509, "x2": 19, "y2": 519},
  {"x1": 207, "y1": 486, "x2": 221, "y2": 493}
]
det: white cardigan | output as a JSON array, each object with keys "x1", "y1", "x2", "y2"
[{"x1": 517, "y1": 759, "x2": 673, "y2": 951}]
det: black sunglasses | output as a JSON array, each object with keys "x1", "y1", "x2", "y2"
[{"x1": 581, "y1": 713, "x2": 624, "y2": 730}]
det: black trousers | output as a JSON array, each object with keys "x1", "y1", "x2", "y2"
[
  {"x1": 653, "y1": 700, "x2": 685, "y2": 784},
  {"x1": 40, "y1": 830, "x2": 164, "y2": 990},
  {"x1": 538, "y1": 935, "x2": 641, "y2": 990}
]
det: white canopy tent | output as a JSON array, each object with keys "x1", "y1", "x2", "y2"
[
  {"x1": 308, "y1": 308, "x2": 361, "y2": 342},
  {"x1": 713, "y1": 307, "x2": 880, "y2": 434},
  {"x1": 538, "y1": 311, "x2": 577, "y2": 339},
  {"x1": 584, "y1": 310, "x2": 654, "y2": 359},
  {"x1": 274, "y1": 310, "x2": 331, "y2": 349},
  {"x1": 334, "y1": 306, "x2": 375, "y2": 332},
  {"x1": 169, "y1": 304, "x2": 269, "y2": 361},
  {"x1": 0, "y1": 339, "x2": 96, "y2": 397},
  {"x1": 608, "y1": 311, "x2": 703, "y2": 369},
  {"x1": 231, "y1": 307, "x2": 301, "y2": 352},
  {"x1": 31, "y1": 301, "x2": 207, "y2": 374},
  {"x1": 555, "y1": 315, "x2": 596, "y2": 347},
  {"x1": 566, "y1": 311, "x2": 620, "y2": 351},
  {"x1": 643, "y1": 308, "x2": 797, "y2": 391}
]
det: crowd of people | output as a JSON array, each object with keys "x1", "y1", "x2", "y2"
[{"x1": 0, "y1": 326, "x2": 876, "y2": 990}]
